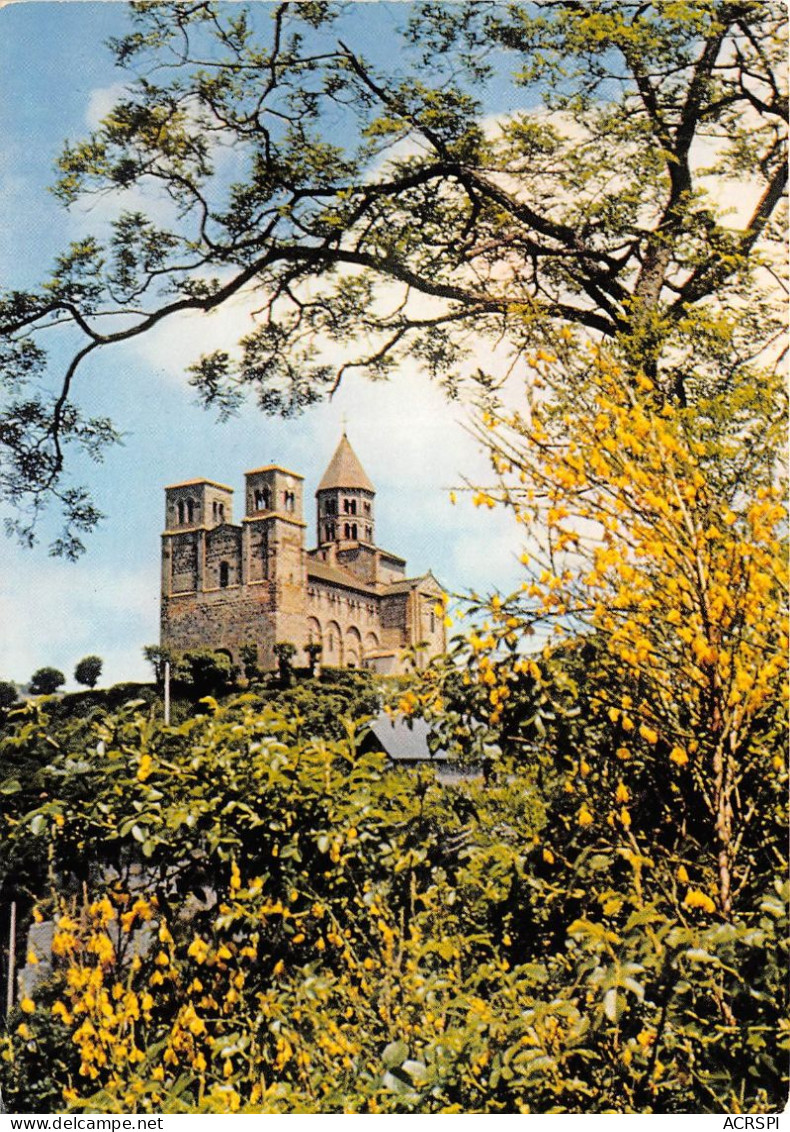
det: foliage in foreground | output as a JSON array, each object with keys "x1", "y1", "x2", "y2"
[
  {"x1": 0, "y1": 687, "x2": 786, "y2": 1114},
  {"x1": 423, "y1": 346, "x2": 788, "y2": 919}
]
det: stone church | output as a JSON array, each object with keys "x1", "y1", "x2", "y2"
[{"x1": 160, "y1": 434, "x2": 446, "y2": 674}]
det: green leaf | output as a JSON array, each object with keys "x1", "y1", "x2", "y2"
[
  {"x1": 382, "y1": 1039, "x2": 409, "y2": 1068},
  {"x1": 30, "y1": 813, "x2": 47, "y2": 836},
  {"x1": 603, "y1": 988, "x2": 626, "y2": 1023}
]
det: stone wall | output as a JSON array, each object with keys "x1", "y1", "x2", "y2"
[
  {"x1": 205, "y1": 525, "x2": 243, "y2": 590},
  {"x1": 162, "y1": 585, "x2": 278, "y2": 666}
]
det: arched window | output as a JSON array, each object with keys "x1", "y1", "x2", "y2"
[
  {"x1": 343, "y1": 523, "x2": 350, "y2": 538},
  {"x1": 349, "y1": 499, "x2": 357, "y2": 515},
  {"x1": 187, "y1": 499, "x2": 195, "y2": 523},
  {"x1": 350, "y1": 523, "x2": 357, "y2": 539},
  {"x1": 325, "y1": 498, "x2": 336, "y2": 516},
  {"x1": 218, "y1": 502, "x2": 225, "y2": 521},
  {"x1": 284, "y1": 491, "x2": 295, "y2": 512},
  {"x1": 255, "y1": 487, "x2": 270, "y2": 511},
  {"x1": 219, "y1": 561, "x2": 230, "y2": 588},
  {"x1": 325, "y1": 522, "x2": 336, "y2": 542},
  {"x1": 177, "y1": 500, "x2": 185, "y2": 524},
  {"x1": 365, "y1": 525, "x2": 372, "y2": 541}
]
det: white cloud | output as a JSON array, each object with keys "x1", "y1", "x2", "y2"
[
  {"x1": 86, "y1": 82, "x2": 131, "y2": 130},
  {"x1": 0, "y1": 553, "x2": 157, "y2": 689},
  {"x1": 130, "y1": 287, "x2": 257, "y2": 386}
]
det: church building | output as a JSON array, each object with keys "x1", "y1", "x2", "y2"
[{"x1": 160, "y1": 434, "x2": 446, "y2": 674}]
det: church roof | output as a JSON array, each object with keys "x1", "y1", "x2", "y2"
[
  {"x1": 382, "y1": 573, "x2": 443, "y2": 595},
  {"x1": 307, "y1": 559, "x2": 378, "y2": 595},
  {"x1": 165, "y1": 476, "x2": 233, "y2": 492},
  {"x1": 316, "y1": 434, "x2": 375, "y2": 494}
]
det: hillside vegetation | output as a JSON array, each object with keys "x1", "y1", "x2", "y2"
[{"x1": 0, "y1": 636, "x2": 785, "y2": 1113}]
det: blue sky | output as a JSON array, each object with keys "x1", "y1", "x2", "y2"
[{"x1": 0, "y1": 2, "x2": 529, "y2": 688}]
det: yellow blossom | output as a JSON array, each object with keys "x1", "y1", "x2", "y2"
[
  {"x1": 683, "y1": 889, "x2": 716, "y2": 914},
  {"x1": 188, "y1": 936, "x2": 209, "y2": 963}
]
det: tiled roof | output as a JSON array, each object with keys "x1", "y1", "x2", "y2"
[
  {"x1": 317, "y1": 434, "x2": 375, "y2": 494},
  {"x1": 307, "y1": 559, "x2": 378, "y2": 595},
  {"x1": 164, "y1": 477, "x2": 234, "y2": 492},
  {"x1": 381, "y1": 574, "x2": 440, "y2": 595},
  {"x1": 244, "y1": 464, "x2": 303, "y2": 479},
  {"x1": 379, "y1": 549, "x2": 407, "y2": 565}
]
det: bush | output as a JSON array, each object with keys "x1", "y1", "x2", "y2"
[
  {"x1": 0, "y1": 694, "x2": 785, "y2": 1113},
  {"x1": 0, "y1": 680, "x2": 18, "y2": 709},
  {"x1": 172, "y1": 649, "x2": 235, "y2": 699}
]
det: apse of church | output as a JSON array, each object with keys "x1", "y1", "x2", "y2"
[{"x1": 160, "y1": 434, "x2": 446, "y2": 674}]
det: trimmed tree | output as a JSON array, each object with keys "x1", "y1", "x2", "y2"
[
  {"x1": 29, "y1": 667, "x2": 65, "y2": 695},
  {"x1": 274, "y1": 642, "x2": 298, "y2": 687},
  {"x1": 74, "y1": 654, "x2": 103, "y2": 689}
]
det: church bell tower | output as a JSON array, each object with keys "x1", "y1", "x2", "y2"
[{"x1": 315, "y1": 432, "x2": 376, "y2": 546}]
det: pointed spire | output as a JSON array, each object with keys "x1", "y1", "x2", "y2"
[{"x1": 317, "y1": 433, "x2": 375, "y2": 493}]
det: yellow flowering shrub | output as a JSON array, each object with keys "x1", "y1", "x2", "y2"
[{"x1": 448, "y1": 347, "x2": 787, "y2": 920}]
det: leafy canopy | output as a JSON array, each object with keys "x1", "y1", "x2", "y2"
[{"x1": 0, "y1": 0, "x2": 786, "y2": 554}]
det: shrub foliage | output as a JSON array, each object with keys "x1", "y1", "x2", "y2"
[{"x1": 0, "y1": 680, "x2": 786, "y2": 1112}]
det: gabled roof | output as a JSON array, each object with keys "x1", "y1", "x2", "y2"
[
  {"x1": 381, "y1": 573, "x2": 443, "y2": 595},
  {"x1": 317, "y1": 434, "x2": 375, "y2": 494},
  {"x1": 365, "y1": 712, "x2": 447, "y2": 762}
]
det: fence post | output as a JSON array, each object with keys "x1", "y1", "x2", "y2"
[{"x1": 5, "y1": 900, "x2": 16, "y2": 1016}]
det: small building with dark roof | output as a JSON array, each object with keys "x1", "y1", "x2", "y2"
[{"x1": 360, "y1": 711, "x2": 486, "y2": 784}]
